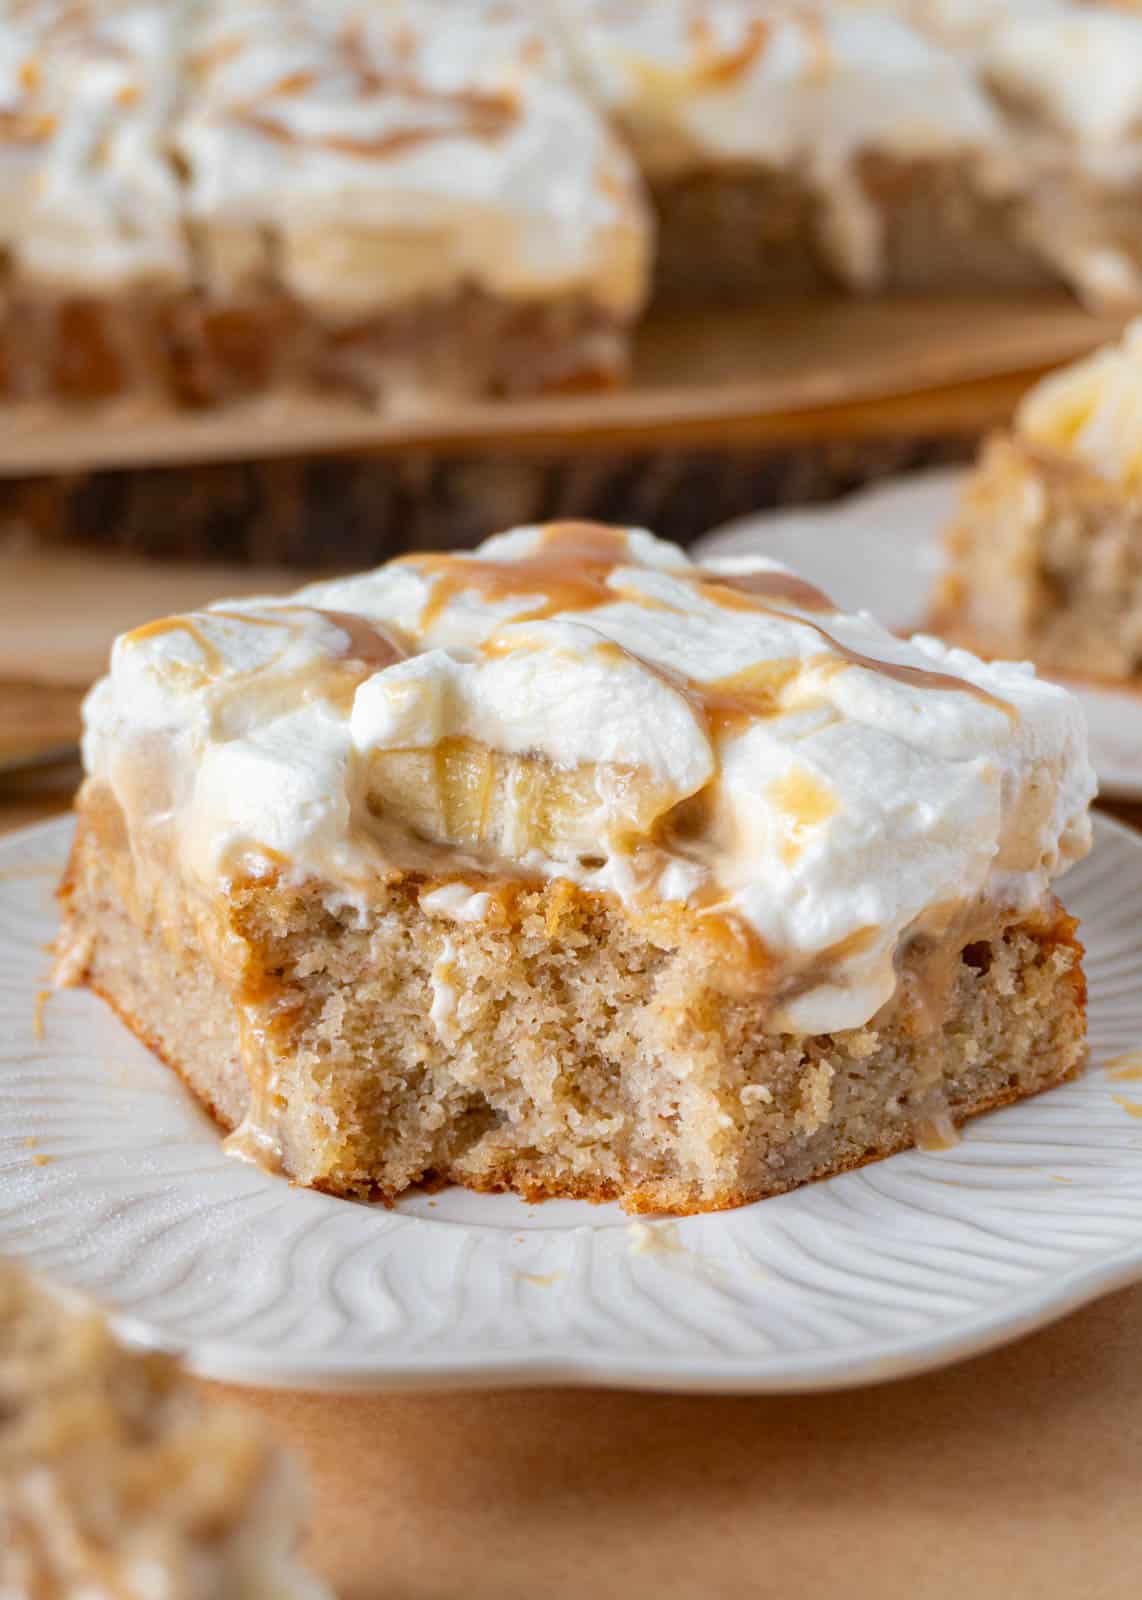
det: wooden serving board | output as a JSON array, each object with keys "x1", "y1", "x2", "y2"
[
  {"x1": 0, "y1": 294, "x2": 1120, "y2": 475},
  {"x1": 0, "y1": 292, "x2": 1121, "y2": 566}
]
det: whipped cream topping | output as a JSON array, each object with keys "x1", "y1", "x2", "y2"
[
  {"x1": 0, "y1": 0, "x2": 1135, "y2": 316},
  {"x1": 829, "y1": 2, "x2": 1069, "y2": 50},
  {"x1": 983, "y1": 9, "x2": 1142, "y2": 146},
  {"x1": 0, "y1": 0, "x2": 192, "y2": 288},
  {"x1": 563, "y1": 0, "x2": 1001, "y2": 287},
  {"x1": 1018, "y1": 318, "x2": 1142, "y2": 488},
  {"x1": 175, "y1": 0, "x2": 648, "y2": 315},
  {"x1": 83, "y1": 522, "x2": 1095, "y2": 1035},
  {"x1": 561, "y1": 0, "x2": 1142, "y2": 306}
]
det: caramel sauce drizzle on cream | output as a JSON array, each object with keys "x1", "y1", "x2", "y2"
[
  {"x1": 405, "y1": 522, "x2": 1014, "y2": 724},
  {"x1": 227, "y1": 16, "x2": 521, "y2": 161},
  {"x1": 124, "y1": 614, "x2": 227, "y2": 676},
  {"x1": 121, "y1": 531, "x2": 1016, "y2": 999},
  {"x1": 696, "y1": 569, "x2": 835, "y2": 612},
  {"x1": 696, "y1": 575, "x2": 1014, "y2": 722},
  {"x1": 406, "y1": 522, "x2": 638, "y2": 628},
  {"x1": 236, "y1": 105, "x2": 516, "y2": 161},
  {"x1": 686, "y1": 15, "x2": 772, "y2": 88},
  {"x1": 123, "y1": 607, "x2": 405, "y2": 678}
]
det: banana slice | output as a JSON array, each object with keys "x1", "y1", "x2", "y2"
[
  {"x1": 352, "y1": 627, "x2": 715, "y2": 863},
  {"x1": 366, "y1": 737, "x2": 678, "y2": 860}
]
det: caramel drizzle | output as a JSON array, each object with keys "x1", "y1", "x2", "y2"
[
  {"x1": 236, "y1": 103, "x2": 516, "y2": 161},
  {"x1": 591, "y1": 640, "x2": 800, "y2": 740},
  {"x1": 776, "y1": 614, "x2": 1014, "y2": 719},
  {"x1": 404, "y1": 522, "x2": 640, "y2": 629},
  {"x1": 696, "y1": 576, "x2": 1013, "y2": 720},
  {"x1": 123, "y1": 615, "x2": 226, "y2": 676},
  {"x1": 696, "y1": 567, "x2": 836, "y2": 612},
  {"x1": 404, "y1": 522, "x2": 1014, "y2": 722},
  {"x1": 686, "y1": 15, "x2": 772, "y2": 88},
  {"x1": 228, "y1": 16, "x2": 520, "y2": 158},
  {"x1": 123, "y1": 607, "x2": 405, "y2": 679},
  {"x1": 0, "y1": 109, "x2": 57, "y2": 144},
  {"x1": 121, "y1": 536, "x2": 1013, "y2": 994}
]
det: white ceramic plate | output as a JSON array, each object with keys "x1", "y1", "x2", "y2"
[
  {"x1": 4, "y1": 817, "x2": 1142, "y2": 1393},
  {"x1": 696, "y1": 468, "x2": 1142, "y2": 800}
]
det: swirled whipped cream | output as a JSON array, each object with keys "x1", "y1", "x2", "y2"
[
  {"x1": 983, "y1": 8, "x2": 1142, "y2": 148},
  {"x1": 0, "y1": 0, "x2": 191, "y2": 288},
  {"x1": 828, "y1": 3, "x2": 1068, "y2": 51},
  {"x1": 175, "y1": 0, "x2": 648, "y2": 315},
  {"x1": 1018, "y1": 317, "x2": 1142, "y2": 488},
  {"x1": 83, "y1": 522, "x2": 1094, "y2": 1033}
]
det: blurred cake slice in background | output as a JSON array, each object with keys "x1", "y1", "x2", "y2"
[
  {"x1": 0, "y1": 1258, "x2": 327, "y2": 1599},
  {"x1": 0, "y1": 0, "x2": 194, "y2": 403},
  {"x1": 934, "y1": 319, "x2": 1142, "y2": 679},
  {"x1": 557, "y1": 0, "x2": 1142, "y2": 313},
  {"x1": 170, "y1": 0, "x2": 650, "y2": 406},
  {"x1": 980, "y1": 6, "x2": 1142, "y2": 311},
  {"x1": 825, "y1": 1, "x2": 1067, "y2": 51},
  {"x1": 557, "y1": 0, "x2": 1049, "y2": 302}
]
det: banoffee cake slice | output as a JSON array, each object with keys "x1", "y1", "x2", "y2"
[
  {"x1": 59, "y1": 522, "x2": 1094, "y2": 1213},
  {"x1": 935, "y1": 319, "x2": 1142, "y2": 681}
]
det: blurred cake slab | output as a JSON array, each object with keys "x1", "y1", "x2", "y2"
[
  {"x1": 0, "y1": 0, "x2": 1138, "y2": 415},
  {"x1": 0, "y1": 294, "x2": 1123, "y2": 564},
  {"x1": 0, "y1": 1, "x2": 1138, "y2": 561}
]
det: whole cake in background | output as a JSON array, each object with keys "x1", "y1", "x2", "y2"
[
  {"x1": 934, "y1": 318, "x2": 1142, "y2": 681},
  {"x1": 0, "y1": 1259, "x2": 327, "y2": 1598},
  {"x1": 57, "y1": 521, "x2": 1095, "y2": 1214},
  {"x1": 0, "y1": 0, "x2": 1139, "y2": 410}
]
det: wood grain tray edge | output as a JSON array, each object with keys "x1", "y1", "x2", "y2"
[{"x1": 0, "y1": 296, "x2": 1119, "y2": 476}]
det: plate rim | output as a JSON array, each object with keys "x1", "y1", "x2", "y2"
[{"x1": 5, "y1": 810, "x2": 1142, "y2": 1395}]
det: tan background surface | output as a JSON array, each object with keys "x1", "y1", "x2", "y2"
[{"x1": 4, "y1": 420, "x2": 1142, "y2": 1598}]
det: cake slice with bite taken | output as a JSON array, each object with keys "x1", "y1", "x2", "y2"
[{"x1": 59, "y1": 521, "x2": 1094, "y2": 1213}]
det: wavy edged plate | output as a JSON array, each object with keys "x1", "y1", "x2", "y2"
[
  {"x1": 696, "y1": 468, "x2": 1142, "y2": 801},
  {"x1": 3, "y1": 815, "x2": 1142, "y2": 1393}
]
